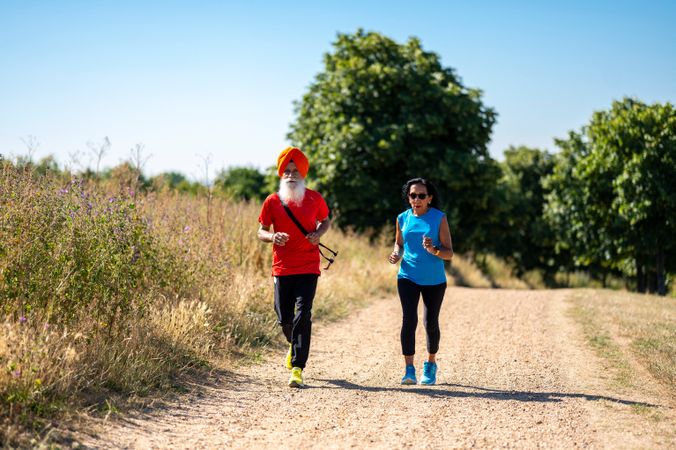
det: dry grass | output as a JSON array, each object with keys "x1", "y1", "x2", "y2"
[
  {"x1": 480, "y1": 254, "x2": 529, "y2": 289},
  {"x1": 0, "y1": 168, "x2": 396, "y2": 447},
  {"x1": 569, "y1": 289, "x2": 676, "y2": 396},
  {"x1": 447, "y1": 254, "x2": 492, "y2": 288},
  {"x1": 448, "y1": 253, "x2": 528, "y2": 289}
]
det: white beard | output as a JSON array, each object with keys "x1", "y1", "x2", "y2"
[{"x1": 278, "y1": 179, "x2": 306, "y2": 205}]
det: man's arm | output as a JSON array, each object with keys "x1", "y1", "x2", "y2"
[
  {"x1": 306, "y1": 218, "x2": 331, "y2": 245},
  {"x1": 258, "y1": 224, "x2": 289, "y2": 246}
]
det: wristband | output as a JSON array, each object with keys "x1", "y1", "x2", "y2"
[{"x1": 434, "y1": 247, "x2": 441, "y2": 256}]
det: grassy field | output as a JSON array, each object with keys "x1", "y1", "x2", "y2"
[{"x1": 570, "y1": 289, "x2": 676, "y2": 398}]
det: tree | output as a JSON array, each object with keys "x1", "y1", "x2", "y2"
[
  {"x1": 151, "y1": 171, "x2": 187, "y2": 189},
  {"x1": 493, "y1": 146, "x2": 556, "y2": 277},
  {"x1": 34, "y1": 155, "x2": 61, "y2": 177},
  {"x1": 288, "y1": 30, "x2": 499, "y2": 251},
  {"x1": 544, "y1": 98, "x2": 676, "y2": 294},
  {"x1": 214, "y1": 166, "x2": 266, "y2": 202}
]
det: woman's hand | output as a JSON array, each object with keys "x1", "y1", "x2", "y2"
[
  {"x1": 388, "y1": 251, "x2": 401, "y2": 264},
  {"x1": 422, "y1": 235, "x2": 435, "y2": 253}
]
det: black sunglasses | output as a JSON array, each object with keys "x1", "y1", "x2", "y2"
[{"x1": 409, "y1": 193, "x2": 428, "y2": 200}]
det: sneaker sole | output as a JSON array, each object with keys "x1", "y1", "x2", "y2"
[
  {"x1": 288, "y1": 381, "x2": 304, "y2": 388},
  {"x1": 401, "y1": 378, "x2": 417, "y2": 385},
  {"x1": 419, "y1": 380, "x2": 436, "y2": 385}
]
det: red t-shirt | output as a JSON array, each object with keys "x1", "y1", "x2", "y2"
[{"x1": 258, "y1": 189, "x2": 330, "y2": 276}]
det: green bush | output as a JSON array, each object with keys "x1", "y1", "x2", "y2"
[{"x1": 0, "y1": 166, "x2": 184, "y2": 330}]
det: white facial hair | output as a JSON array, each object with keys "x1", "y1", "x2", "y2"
[{"x1": 278, "y1": 178, "x2": 306, "y2": 205}]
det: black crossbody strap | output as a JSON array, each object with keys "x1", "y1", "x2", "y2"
[
  {"x1": 281, "y1": 202, "x2": 310, "y2": 235},
  {"x1": 279, "y1": 198, "x2": 338, "y2": 268}
]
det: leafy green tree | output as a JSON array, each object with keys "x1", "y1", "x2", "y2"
[
  {"x1": 214, "y1": 166, "x2": 266, "y2": 202},
  {"x1": 545, "y1": 98, "x2": 676, "y2": 294},
  {"x1": 262, "y1": 165, "x2": 281, "y2": 197},
  {"x1": 34, "y1": 155, "x2": 61, "y2": 177},
  {"x1": 288, "y1": 30, "x2": 499, "y2": 251},
  {"x1": 493, "y1": 146, "x2": 556, "y2": 277},
  {"x1": 543, "y1": 132, "x2": 591, "y2": 276},
  {"x1": 148, "y1": 172, "x2": 207, "y2": 196},
  {"x1": 152, "y1": 171, "x2": 187, "y2": 189}
]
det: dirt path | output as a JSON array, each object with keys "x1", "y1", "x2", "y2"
[{"x1": 75, "y1": 288, "x2": 674, "y2": 449}]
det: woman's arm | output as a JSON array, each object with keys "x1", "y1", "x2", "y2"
[
  {"x1": 434, "y1": 216, "x2": 454, "y2": 261},
  {"x1": 423, "y1": 216, "x2": 453, "y2": 260},
  {"x1": 388, "y1": 218, "x2": 404, "y2": 264}
]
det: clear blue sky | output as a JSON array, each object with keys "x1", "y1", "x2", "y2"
[{"x1": 1, "y1": 0, "x2": 674, "y2": 178}]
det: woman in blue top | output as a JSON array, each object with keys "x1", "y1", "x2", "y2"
[{"x1": 388, "y1": 178, "x2": 454, "y2": 385}]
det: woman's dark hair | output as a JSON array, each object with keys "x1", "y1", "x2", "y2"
[{"x1": 401, "y1": 178, "x2": 441, "y2": 209}]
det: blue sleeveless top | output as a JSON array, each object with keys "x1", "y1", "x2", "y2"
[{"x1": 397, "y1": 207, "x2": 446, "y2": 285}]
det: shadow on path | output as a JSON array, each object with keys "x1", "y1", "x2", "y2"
[{"x1": 312, "y1": 378, "x2": 660, "y2": 408}]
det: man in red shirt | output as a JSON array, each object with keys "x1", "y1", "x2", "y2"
[{"x1": 257, "y1": 146, "x2": 330, "y2": 387}]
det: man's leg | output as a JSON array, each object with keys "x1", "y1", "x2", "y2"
[
  {"x1": 274, "y1": 276, "x2": 296, "y2": 343},
  {"x1": 290, "y1": 274, "x2": 318, "y2": 369}
]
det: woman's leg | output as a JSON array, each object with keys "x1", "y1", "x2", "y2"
[
  {"x1": 421, "y1": 282, "x2": 447, "y2": 360},
  {"x1": 397, "y1": 278, "x2": 421, "y2": 359}
]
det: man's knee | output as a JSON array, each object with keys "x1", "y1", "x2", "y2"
[
  {"x1": 281, "y1": 323, "x2": 293, "y2": 341},
  {"x1": 294, "y1": 308, "x2": 312, "y2": 325}
]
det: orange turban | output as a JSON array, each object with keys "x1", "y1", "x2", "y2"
[{"x1": 277, "y1": 146, "x2": 309, "y2": 178}]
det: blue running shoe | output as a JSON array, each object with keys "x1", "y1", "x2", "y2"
[
  {"x1": 401, "y1": 364, "x2": 417, "y2": 385},
  {"x1": 420, "y1": 361, "x2": 437, "y2": 385}
]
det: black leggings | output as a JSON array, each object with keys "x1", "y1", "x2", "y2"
[
  {"x1": 397, "y1": 278, "x2": 446, "y2": 356},
  {"x1": 274, "y1": 274, "x2": 318, "y2": 369}
]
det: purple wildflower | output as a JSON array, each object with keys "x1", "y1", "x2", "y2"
[
  {"x1": 19, "y1": 316, "x2": 27, "y2": 324},
  {"x1": 183, "y1": 225, "x2": 191, "y2": 233},
  {"x1": 13, "y1": 370, "x2": 21, "y2": 378}
]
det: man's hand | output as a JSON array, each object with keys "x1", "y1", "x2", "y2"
[
  {"x1": 388, "y1": 251, "x2": 401, "y2": 264},
  {"x1": 306, "y1": 231, "x2": 321, "y2": 245},
  {"x1": 273, "y1": 232, "x2": 290, "y2": 246}
]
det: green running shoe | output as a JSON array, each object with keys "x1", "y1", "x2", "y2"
[
  {"x1": 288, "y1": 367, "x2": 304, "y2": 388},
  {"x1": 285, "y1": 344, "x2": 293, "y2": 370}
]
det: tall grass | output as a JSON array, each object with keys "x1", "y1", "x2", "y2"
[{"x1": 0, "y1": 165, "x2": 395, "y2": 445}]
